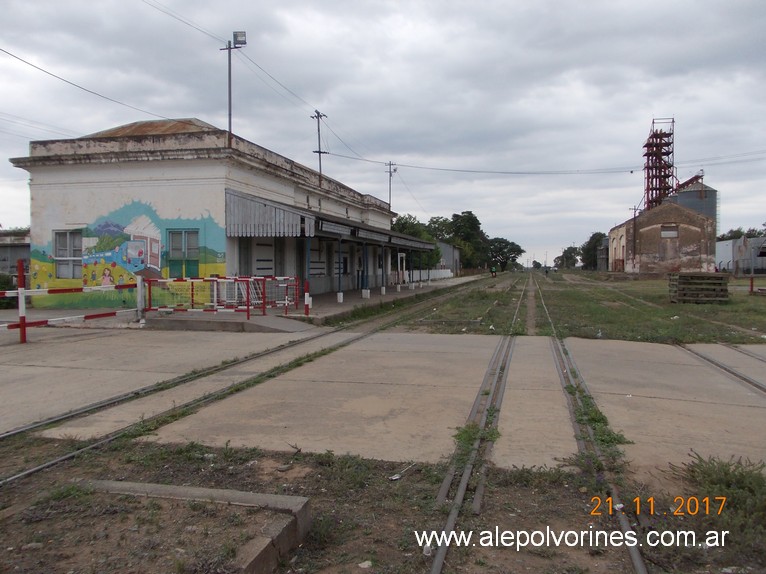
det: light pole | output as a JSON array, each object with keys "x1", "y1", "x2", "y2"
[{"x1": 221, "y1": 31, "x2": 246, "y2": 147}]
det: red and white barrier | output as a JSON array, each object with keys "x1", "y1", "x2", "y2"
[
  {"x1": 143, "y1": 275, "x2": 302, "y2": 318},
  {"x1": 2, "y1": 264, "x2": 308, "y2": 345},
  {"x1": 0, "y1": 309, "x2": 138, "y2": 331},
  {"x1": 0, "y1": 259, "x2": 141, "y2": 344}
]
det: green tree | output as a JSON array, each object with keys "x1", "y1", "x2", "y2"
[
  {"x1": 391, "y1": 214, "x2": 441, "y2": 268},
  {"x1": 451, "y1": 211, "x2": 489, "y2": 268},
  {"x1": 488, "y1": 238, "x2": 525, "y2": 271},
  {"x1": 717, "y1": 225, "x2": 765, "y2": 240},
  {"x1": 717, "y1": 227, "x2": 745, "y2": 241},
  {"x1": 580, "y1": 232, "x2": 606, "y2": 270},
  {"x1": 426, "y1": 216, "x2": 452, "y2": 240},
  {"x1": 391, "y1": 214, "x2": 422, "y2": 237},
  {"x1": 555, "y1": 246, "x2": 580, "y2": 269}
]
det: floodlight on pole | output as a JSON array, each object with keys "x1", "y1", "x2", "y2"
[{"x1": 221, "y1": 31, "x2": 246, "y2": 147}]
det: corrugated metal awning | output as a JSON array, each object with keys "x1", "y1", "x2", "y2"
[{"x1": 225, "y1": 190, "x2": 315, "y2": 237}]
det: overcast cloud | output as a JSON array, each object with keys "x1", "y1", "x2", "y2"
[{"x1": 2, "y1": 0, "x2": 765, "y2": 263}]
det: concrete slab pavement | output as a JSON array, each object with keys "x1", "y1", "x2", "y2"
[
  {"x1": 686, "y1": 343, "x2": 766, "y2": 384},
  {"x1": 564, "y1": 338, "x2": 766, "y2": 488},
  {"x1": 144, "y1": 333, "x2": 499, "y2": 463},
  {"x1": 492, "y1": 336, "x2": 579, "y2": 469},
  {"x1": 0, "y1": 328, "x2": 320, "y2": 434}
]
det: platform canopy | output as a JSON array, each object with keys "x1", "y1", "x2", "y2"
[{"x1": 225, "y1": 189, "x2": 434, "y2": 251}]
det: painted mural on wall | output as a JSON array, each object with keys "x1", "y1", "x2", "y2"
[{"x1": 30, "y1": 201, "x2": 226, "y2": 308}]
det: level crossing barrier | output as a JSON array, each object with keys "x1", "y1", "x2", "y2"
[
  {"x1": 0, "y1": 260, "x2": 139, "y2": 344},
  {"x1": 143, "y1": 275, "x2": 301, "y2": 318}
]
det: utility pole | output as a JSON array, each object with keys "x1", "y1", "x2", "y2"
[
  {"x1": 629, "y1": 205, "x2": 640, "y2": 272},
  {"x1": 386, "y1": 161, "x2": 397, "y2": 210},
  {"x1": 311, "y1": 110, "x2": 328, "y2": 189},
  {"x1": 220, "y1": 31, "x2": 247, "y2": 148}
]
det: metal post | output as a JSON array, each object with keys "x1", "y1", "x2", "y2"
[
  {"x1": 136, "y1": 276, "x2": 145, "y2": 318},
  {"x1": 304, "y1": 237, "x2": 311, "y2": 315},
  {"x1": 261, "y1": 277, "x2": 266, "y2": 316},
  {"x1": 17, "y1": 259, "x2": 26, "y2": 344},
  {"x1": 221, "y1": 32, "x2": 246, "y2": 148},
  {"x1": 245, "y1": 278, "x2": 251, "y2": 320},
  {"x1": 337, "y1": 238, "x2": 342, "y2": 293},
  {"x1": 311, "y1": 110, "x2": 328, "y2": 190},
  {"x1": 227, "y1": 40, "x2": 232, "y2": 147}
]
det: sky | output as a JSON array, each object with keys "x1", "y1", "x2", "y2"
[{"x1": 2, "y1": 0, "x2": 765, "y2": 264}]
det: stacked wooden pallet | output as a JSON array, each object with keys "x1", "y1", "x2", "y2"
[{"x1": 668, "y1": 272, "x2": 729, "y2": 303}]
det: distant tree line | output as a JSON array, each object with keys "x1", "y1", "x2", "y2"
[
  {"x1": 391, "y1": 211, "x2": 525, "y2": 271},
  {"x1": 553, "y1": 231, "x2": 605, "y2": 271},
  {"x1": 717, "y1": 223, "x2": 766, "y2": 241}
]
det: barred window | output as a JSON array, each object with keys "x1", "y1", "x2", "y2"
[{"x1": 54, "y1": 230, "x2": 83, "y2": 279}]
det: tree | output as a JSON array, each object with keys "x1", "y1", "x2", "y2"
[
  {"x1": 717, "y1": 227, "x2": 745, "y2": 241},
  {"x1": 717, "y1": 225, "x2": 765, "y2": 240},
  {"x1": 391, "y1": 214, "x2": 441, "y2": 268},
  {"x1": 488, "y1": 238, "x2": 525, "y2": 271},
  {"x1": 744, "y1": 225, "x2": 766, "y2": 238},
  {"x1": 554, "y1": 246, "x2": 580, "y2": 269},
  {"x1": 580, "y1": 232, "x2": 606, "y2": 270},
  {"x1": 426, "y1": 216, "x2": 452, "y2": 240},
  {"x1": 451, "y1": 211, "x2": 489, "y2": 268}
]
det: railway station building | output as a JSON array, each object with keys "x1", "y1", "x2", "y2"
[{"x1": 10, "y1": 119, "x2": 435, "y2": 307}]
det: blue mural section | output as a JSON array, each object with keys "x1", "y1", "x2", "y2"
[{"x1": 30, "y1": 201, "x2": 226, "y2": 307}]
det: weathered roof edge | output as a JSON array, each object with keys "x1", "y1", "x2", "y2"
[{"x1": 84, "y1": 118, "x2": 218, "y2": 138}]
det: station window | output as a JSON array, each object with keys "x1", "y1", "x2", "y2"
[
  {"x1": 660, "y1": 224, "x2": 679, "y2": 238},
  {"x1": 53, "y1": 230, "x2": 83, "y2": 279},
  {"x1": 168, "y1": 229, "x2": 200, "y2": 278}
]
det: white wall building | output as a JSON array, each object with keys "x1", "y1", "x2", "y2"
[{"x1": 10, "y1": 119, "x2": 434, "y2": 306}]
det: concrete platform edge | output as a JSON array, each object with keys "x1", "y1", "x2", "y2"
[{"x1": 80, "y1": 479, "x2": 311, "y2": 572}]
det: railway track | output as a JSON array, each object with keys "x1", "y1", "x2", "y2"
[
  {"x1": 427, "y1": 274, "x2": 651, "y2": 574},
  {"x1": 3, "y1": 272, "x2": 760, "y2": 572},
  {"x1": 0, "y1": 278, "x2": 485, "y2": 488},
  {"x1": 680, "y1": 343, "x2": 766, "y2": 396}
]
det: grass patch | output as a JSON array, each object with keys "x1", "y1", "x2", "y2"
[
  {"x1": 41, "y1": 483, "x2": 94, "y2": 503},
  {"x1": 545, "y1": 273, "x2": 766, "y2": 343},
  {"x1": 639, "y1": 452, "x2": 766, "y2": 571},
  {"x1": 672, "y1": 453, "x2": 765, "y2": 564}
]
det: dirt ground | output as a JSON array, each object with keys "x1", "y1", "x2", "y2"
[{"x1": 1, "y1": 436, "x2": 759, "y2": 574}]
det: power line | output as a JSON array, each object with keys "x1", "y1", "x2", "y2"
[
  {"x1": 140, "y1": 0, "x2": 224, "y2": 44},
  {"x1": 395, "y1": 170, "x2": 429, "y2": 217},
  {"x1": 0, "y1": 112, "x2": 78, "y2": 138},
  {"x1": 0, "y1": 47, "x2": 171, "y2": 121}
]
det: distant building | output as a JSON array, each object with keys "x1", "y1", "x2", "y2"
[
  {"x1": 596, "y1": 236, "x2": 609, "y2": 272},
  {"x1": 609, "y1": 201, "x2": 716, "y2": 274},
  {"x1": 716, "y1": 236, "x2": 766, "y2": 275},
  {"x1": 437, "y1": 241, "x2": 461, "y2": 275},
  {"x1": 0, "y1": 228, "x2": 30, "y2": 282}
]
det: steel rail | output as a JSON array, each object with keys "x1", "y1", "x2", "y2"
[
  {"x1": 535, "y1": 276, "x2": 650, "y2": 574},
  {"x1": 429, "y1": 335, "x2": 513, "y2": 573},
  {"x1": 679, "y1": 345, "x2": 766, "y2": 395},
  {"x1": 0, "y1": 328, "x2": 334, "y2": 441},
  {"x1": 722, "y1": 343, "x2": 766, "y2": 365},
  {"x1": 0, "y1": 280, "x2": 484, "y2": 488}
]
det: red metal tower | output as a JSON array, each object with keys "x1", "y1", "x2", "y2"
[{"x1": 643, "y1": 117, "x2": 677, "y2": 210}]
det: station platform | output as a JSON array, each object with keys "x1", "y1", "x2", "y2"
[
  {"x1": 142, "y1": 276, "x2": 479, "y2": 333},
  {"x1": 0, "y1": 276, "x2": 480, "y2": 337}
]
